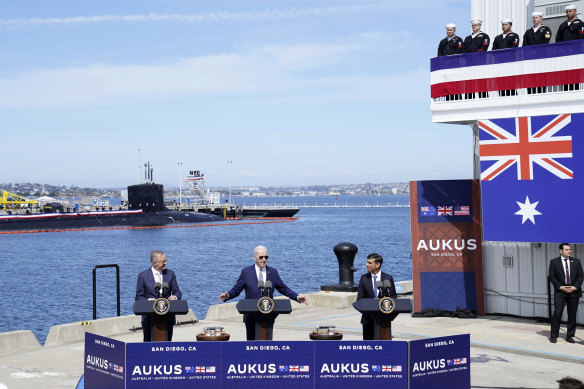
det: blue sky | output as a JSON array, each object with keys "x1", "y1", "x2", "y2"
[{"x1": 0, "y1": 0, "x2": 471, "y2": 188}]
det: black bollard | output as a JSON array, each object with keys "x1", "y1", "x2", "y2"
[{"x1": 321, "y1": 242, "x2": 359, "y2": 292}]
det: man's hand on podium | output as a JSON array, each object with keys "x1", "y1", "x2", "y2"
[
  {"x1": 169, "y1": 295, "x2": 177, "y2": 300},
  {"x1": 219, "y1": 292, "x2": 229, "y2": 302},
  {"x1": 298, "y1": 296, "x2": 309, "y2": 305}
]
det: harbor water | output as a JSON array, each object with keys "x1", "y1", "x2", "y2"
[{"x1": 2, "y1": 195, "x2": 411, "y2": 344}]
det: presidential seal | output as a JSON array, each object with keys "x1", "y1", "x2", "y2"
[
  {"x1": 153, "y1": 297, "x2": 171, "y2": 315},
  {"x1": 257, "y1": 296, "x2": 274, "y2": 314},
  {"x1": 378, "y1": 297, "x2": 396, "y2": 314}
]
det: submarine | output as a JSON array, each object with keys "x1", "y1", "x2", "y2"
[{"x1": 0, "y1": 182, "x2": 224, "y2": 231}]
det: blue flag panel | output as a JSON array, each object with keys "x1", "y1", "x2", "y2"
[
  {"x1": 479, "y1": 113, "x2": 583, "y2": 243},
  {"x1": 84, "y1": 332, "x2": 125, "y2": 389},
  {"x1": 125, "y1": 341, "x2": 221, "y2": 389},
  {"x1": 314, "y1": 341, "x2": 408, "y2": 388},
  {"x1": 221, "y1": 341, "x2": 314, "y2": 389},
  {"x1": 417, "y1": 180, "x2": 474, "y2": 223},
  {"x1": 409, "y1": 334, "x2": 471, "y2": 389}
]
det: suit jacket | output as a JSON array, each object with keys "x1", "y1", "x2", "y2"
[
  {"x1": 549, "y1": 256, "x2": 583, "y2": 297},
  {"x1": 357, "y1": 271, "x2": 397, "y2": 324},
  {"x1": 226, "y1": 265, "x2": 298, "y2": 302},
  {"x1": 135, "y1": 268, "x2": 182, "y2": 301}
]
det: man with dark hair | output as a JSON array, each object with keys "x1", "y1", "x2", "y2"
[
  {"x1": 135, "y1": 250, "x2": 182, "y2": 342},
  {"x1": 557, "y1": 376, "x2": 584, "y2": 389},
  {"x1": 437, "y1": 23, "x2": 464, "y2": 56},
  {"x1": 556, "y1": 5, "x2": 584, "y2": 42},
  {"x1": 357, "y1": 253, "x2": 397, "y2": 340},
  {"x1": 523, "y1": 11, "x2": 552, "y2": 46},
  {"x1": 549, "y1": 243, "x2": 583, "y2": 344},
  {"x1": 492, "y1": 19, "x2": 520, "y2": 50}
]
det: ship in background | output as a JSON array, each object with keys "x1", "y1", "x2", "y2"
[
  {"x1": 166, "y1": 169, "x2": 300, "y2": 218},
  {"x1": 0, "y1": 165, "x2": 223, "y2": 231}
]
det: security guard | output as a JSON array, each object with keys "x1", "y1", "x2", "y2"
[
  {"x1": 492, "y1": 19, "x2": 520, "y2": 50},
  {"x1": 464, "y1": 19, "x2": 490, "y2": 52},
  {"x1": 437, "y1": 23, "x2": 464, "y2": 56},
  {"x1": 523, "y1": 11, "x2": 552, "y2": 46},
  {"x1": 556, "y1": 5, "x2": 584, "y2": 42}
]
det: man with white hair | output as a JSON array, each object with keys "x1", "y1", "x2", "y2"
[
  {"x1": 437, "y1": 23, "x2": 464, "y2": 56},
  {"x1": 523, "y1": 11, "x2": 552, "y2": 46},
  {"x1": 492, "y1": 19, "x2": 520, "y2": 50},
  {"x1": 219, "y1": 245, "x2": 308, "y2": 340},
  {"x1": 556, "y1": 5, "x2": 584, "y2": 42},
  {"x1": 463, "y1": 19, "x2": 490, "y2": 52}
]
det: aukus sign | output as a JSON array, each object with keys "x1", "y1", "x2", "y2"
[{"x1": 84, "y1": 332, "x2": 470, "y2": 389}]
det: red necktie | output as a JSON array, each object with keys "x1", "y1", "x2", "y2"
[{"x1": 564, "y1": 258, "x2": 571, "y2": 285}]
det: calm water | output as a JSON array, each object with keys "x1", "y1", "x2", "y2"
[{"x1": 2, "y1": 195, "x2": 411, "y2": 343}]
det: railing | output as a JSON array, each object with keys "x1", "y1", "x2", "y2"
[{"x1": 92, "y1": 264, "x2": 121, "y2": 320}]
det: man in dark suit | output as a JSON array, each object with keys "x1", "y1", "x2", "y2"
[
  {"x1": 357, "y1": 253, "x2": 397, "y2": 340},
  {"x1": 219, "y1": 245, "x2": 308, "y2": 340},
  {"x1": 136, "y1": 250, "x2": 182, "y2": 342},
  {"x1": 549, "y1": 243, "x2": 583, "y2": 344}
]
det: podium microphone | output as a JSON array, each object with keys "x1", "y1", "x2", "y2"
[
  {"x1": 264, "y1": 280, "x2": 273, "y2": 296},
  {"x1": 376, "y1": 280, "x2": 384, "y2": 298},
  {"x1": 382, "y1": 280, "x2": 393, "y2": 298},
  {"x1": 161, "y1": 282, "x2": 169, "y2": 297},
  {"x1": 154, "y1": 282, "x2": 162, "y2": 298},
  {"x1": 258, "y1": 280, "x2": 265, "y2": 296}
]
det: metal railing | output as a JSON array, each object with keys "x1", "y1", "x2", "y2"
[{"x1": 92, "y1": 264, "x2": 121, "y2": 320}]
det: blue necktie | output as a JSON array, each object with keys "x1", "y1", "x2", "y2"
[{"x1": 373, "y1": 275, "x2": 377, "y2": 297}]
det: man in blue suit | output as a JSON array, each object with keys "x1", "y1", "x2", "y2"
[
  {"x1": 219, "y1": 245, "x2": 308, "y2": 340},
  {"x1": 357, "y1": 253, "x2": 397, "y2": 340},
  {"x1": 136, "y1": 250, "x2": 182, "y2": 342}
]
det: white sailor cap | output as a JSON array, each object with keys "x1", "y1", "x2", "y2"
[
  {"x1": 566, "y1": 5, "x2": 577, "y2": 10},
  {"x1": 532, "y1": 11, "x2": 543, "y2": 17},
  {"x1": 501, "y1": 19, "x2": 513, "y2": 24},
  {"x1": 445, "y1": 23, "x2": 456, "y2": 28},
  {"x1": 471, "y1": 19, "x2": 483, "y2": 25}
]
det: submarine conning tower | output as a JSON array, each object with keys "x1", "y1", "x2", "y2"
[{"x1": 127, "y1": 183, "x2": 169, "y2": 213}]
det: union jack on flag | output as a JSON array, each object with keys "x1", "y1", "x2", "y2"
[
  {"x1": 289, "y1": 365, "x2": 299, "y2": 372},
  {"x1": 382, "y1": 365, "x2": 392, "y2": 372},
  {"x1": 479, "y1": 113, "x2": 583, "y2": 244},
  {"x1": 196, "y1": 366, "x2": 205, "y2": 373},
  {"x1": 437, "y1": 206, "x2": 453, "y2": 216},
  {"x1": 479, "y1": 114, "x2": 573, "y2": 181}
]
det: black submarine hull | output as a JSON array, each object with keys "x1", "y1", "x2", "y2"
[{"x1": 0, "y1": 209, "x2": 223, "y2": 231}]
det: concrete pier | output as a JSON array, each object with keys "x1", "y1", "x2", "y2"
[{"x1": 0, "y1": 292, "x2": 582, "y2": 389}]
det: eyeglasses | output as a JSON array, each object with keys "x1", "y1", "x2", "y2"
[{"x1": 257, "y1": 256, "x2": 269, "y2": 260}]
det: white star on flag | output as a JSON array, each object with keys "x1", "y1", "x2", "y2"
[{"x1": 515, "y1": 196, "x2": 542, "y2": 225}]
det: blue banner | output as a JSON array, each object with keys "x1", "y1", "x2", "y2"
[
  {"x1": 84, "y1": 332, "x2": 125, "y2": 389},
  {"x1": 409, "y1": 334, "x2": 471, "y2": 389},
  {"x1": 125, "y1": 341, "x2": 221, "y2": 389},
  {"x1": 479, "y1": 113, "x2": 583, "y2": 243},
  {"x1": 314, "y1": 341, "x2": 408, "y2": 388},
  {"x1": 417, "y1": 180, "x2": 473, "y2": 224},
  {"x1": 222, "y1": 341, "x2": 314, "y2": 388}
]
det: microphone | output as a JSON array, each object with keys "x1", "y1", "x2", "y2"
[
  {"x1": 161, "y1": 282, "x2": 169, "y2": 297},
  {"x1": 264, "y1": 280, "x2": 273, "y2": 296},
  {"x1": 376, "y1": 280, "x2": 384, "y2": 298},
  {"x1": 258, "y1": 280, "x2": 265, "y2": 296},
  {"x1": 154, "y1": 282, "x2": 161, "y2": 298},
  {"x1": 383, "y1": 280, "x2": 393, "y2": 298}
]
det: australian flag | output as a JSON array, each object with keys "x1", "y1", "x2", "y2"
[{"x1": 479, "y1": 113, "x2": 582, "y2": 243}]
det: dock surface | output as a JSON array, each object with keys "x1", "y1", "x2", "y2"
[{"x1": 0, "y1": 293, "x2": 582, "y2": 389}]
